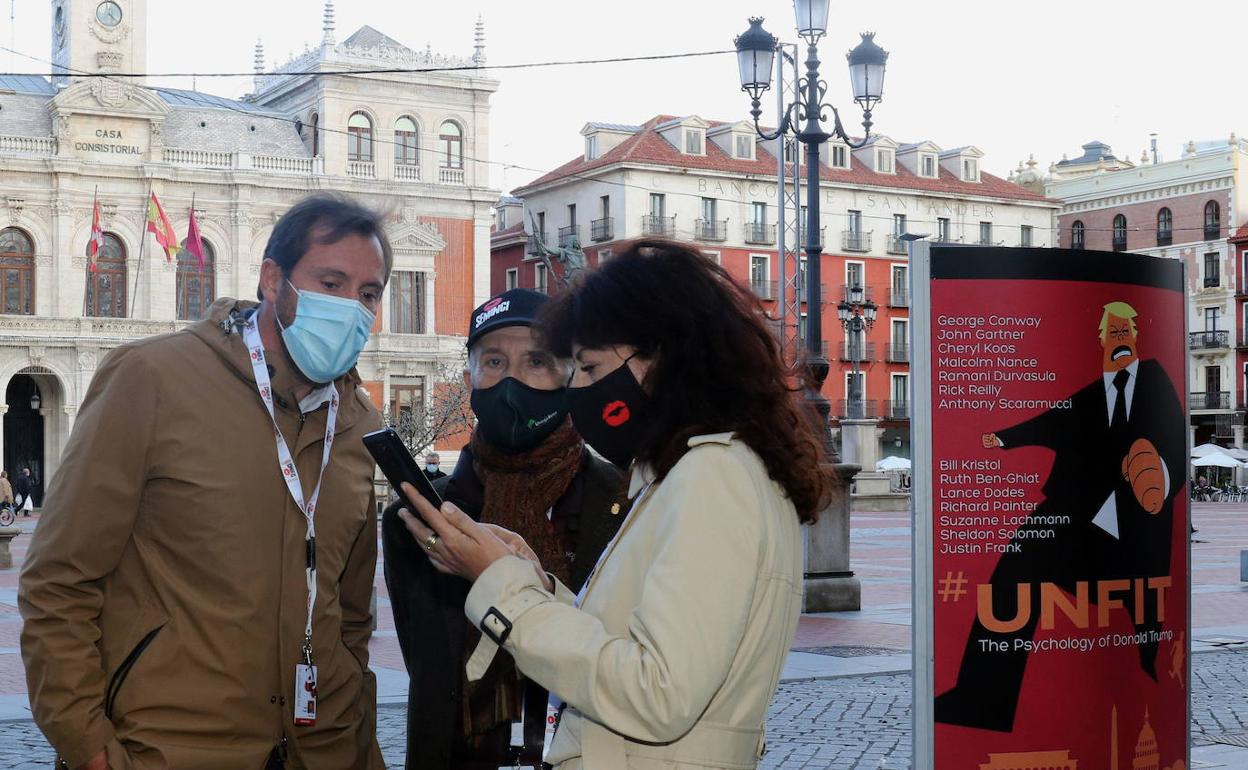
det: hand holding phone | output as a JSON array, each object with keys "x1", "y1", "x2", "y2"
[{"x1": 362, "y1": 428, "x2": 444, "y2": 520}]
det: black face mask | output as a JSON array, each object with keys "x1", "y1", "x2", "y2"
[
  {"x1": 470, "y1": 377, "x2": 569, "y2": 453},
  {"x1": 567, "y1": 359, "x2": 650, "y2": 469}
]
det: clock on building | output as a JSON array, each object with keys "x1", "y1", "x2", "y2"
[{"x1": 95, "y1": 0, "x2": 123, "y2": 27}]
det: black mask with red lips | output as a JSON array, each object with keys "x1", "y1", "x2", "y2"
[{"x1": 567, "y1": 358, "x2": 650, "y2": 470}]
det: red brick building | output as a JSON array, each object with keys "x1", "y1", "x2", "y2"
[{"x1": 491, "y1": 115, "x2": 1058, "y2": 461}]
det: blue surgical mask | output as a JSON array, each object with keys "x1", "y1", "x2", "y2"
[{"x1": 278, "y1": 280, "x2": 375, "y2": 383}]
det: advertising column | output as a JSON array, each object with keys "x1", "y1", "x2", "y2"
[{"x1": 911, "y1": 245, "x2": 1190, "y2": 770}]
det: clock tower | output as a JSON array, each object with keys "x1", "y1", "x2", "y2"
[{"x1": 51, "y1": 0, "x2": 147, "y2": 87}]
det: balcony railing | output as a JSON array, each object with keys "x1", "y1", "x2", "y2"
[
  {"x1": 394, "y1": 163, "x2": 422, "y2": 181},
  {"x1": 1112, "y1": 236, "x2": 1127, "y2": 252},
  {"x1": 526, "y1": 233, "x2": 548, "y2": 256},
  {"x1": 347, "y1": 160, "x2": 376, "y2": 178},
  {"x1": 1206, "y1": 225, "x2": 1221, "y2": 241},
  {"x1": 1191, "y1": 391, "x2": 1231, "y2": 410},
  {"x1": 887, "y1": 236, "x2": 909, "y2": 255},
  {"x1": 843, "y1": 230, "x2": 872, "y2": 252},
  {"x1": 750, "y1": 280, "x2": 777, "y2": 300},
  {"x1": 1189, "y1": 330, "x2": 1230, "y2": 350},
  {"x1": 0, "y1": 134, "x2": 58, "y2": 156},
  {"x1": 642, "y1": 215, "x2": 676, "y2": 237},
  {"x1": 840, "y1": 342, "x2": 876, "y2": 362},
  {"x1": 886, "y1": 343, "x2": 909, "y2": 363},
  {"x1": 794, "y1": 340, "x2": 831, "y2": 357},
  {"x1": 889, "y1": 288, "x2": 909, "y2": 307},
  {"x1": 836, "y1": 399, "x2": 879, "y2": 419},
  {"x1": 695, "y1": 219, "x2": 728, "y2": 241},
  {"x1": 1156, "y1": 231, "x2": 1172, "y2": 247},
  {"x1": 744, "y1": 222, "x2": 777, "y2": 245},
  {"x1": 1204, "y1": 275, "x2": 1223, "y2": 289},
  {"x1": 883, "y1": 400, "x2": 910, "y2": 420},
  {"x1": 794, "y1": 282, "x2": 830, "y2": 304},
  {"x1": 558, "y1": 225, "x2": 581, "y2": 249},
  {"x1": 438, "y1": 166, "x2": 465, "y2": 185},
  {"x1": 591, "y1": 217, "x2": 614, "y2": 242},
  {"x1": 841, "y1": 284, "x2": 876, "y2": 304}
]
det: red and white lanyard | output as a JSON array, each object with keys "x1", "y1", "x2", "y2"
[{"x1": 242, "y1": 320, "x2": 338, "y2": 720}]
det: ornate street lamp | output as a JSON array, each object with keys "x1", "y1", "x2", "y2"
[
  {"x1": 837, "y1": 295, "x2": 877, "y2": 419},
  {"x1": 734, "y1": 6, "x2": 888, "y2": 457},
  {"x1": 29, "y1": 389, "x2": 41, "y2": 411}
]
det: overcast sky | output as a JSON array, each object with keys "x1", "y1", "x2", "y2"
[{"x1": 4, "y1": 0, "x2": 1243, "y2": 194}]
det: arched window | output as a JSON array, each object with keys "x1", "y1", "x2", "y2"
[
  {"x1": 310, "y1": 112, "x2": 320, "y2": 157},
  {"x1": 347, "y1": 112, "x2": 373, "y2": 163},
  {"x1": 1156, "y1": 207, "x2": 1172, "y2": 245},
  {"x1": 0, "y1": 227, "x2": 35, "y2": 315},
  {"x1": 394, "y1": 116, "x2": 419, "y2": 166},
  {"x1": 86, "y1": 233, "x2": 127, "y2": 317},
  {"x1": 176, "y1": 238, "x2": 216, "y2": 321},
  {"x1": 439, "y1": 120, "x2": 463, "y2": 169},
  {"x1": 1205, "y1": 200, "x2": 1221, "y2": 240},
  {"x1": 1071, "y1": 220, "x2": 1085, "y2": 250},
  {"x1": 1112, "y1": 214, "x2": 1127, "y2": 251}
]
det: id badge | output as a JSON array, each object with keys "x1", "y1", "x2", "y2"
[
  {"x1": 294, "y1": 663, "x2": 318, "y2": 726},
  {"x1": 544, "y1": 702, "x2": 560, "y2": 756}
]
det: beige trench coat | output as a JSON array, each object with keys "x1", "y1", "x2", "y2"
[
  {"x1": 19, "y1": 299, "x2": 383, "y2": 770},
  {"x1": 464, "y1": 433, "x2": 805, "y2": 770}
]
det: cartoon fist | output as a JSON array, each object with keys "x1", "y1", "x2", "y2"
[
  {"x1": 981, "y1": 433, "x2": 1002, "y2": 449},
  {"x1": 1122, "y1": 437, "x2": 1165, "y2": 514}
]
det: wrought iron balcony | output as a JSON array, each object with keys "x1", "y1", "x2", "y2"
[
  {"x1": 842, "y1": 230, "x2": 872, "y2": 252},
  {"x1": 1191, "y1": 391, "x2": 1231, "y2": 410},
  {"x1": 886, "y1": 236, "x2": 908, "y2": 255},
  {"x1": 750, "y1": 280, "x2": 777, "y2": 300},
  {"x1": 558, "y1": 225, "x2": 581, "y2": 249},
  {"x1": 695, "y1": 219, "x2": 728, "y2": 241},
  {"x1": 889, "y1": 288, "x2": 909, "y2": 307},
  {"x1": 744, "y1": 222, "x2": 777, "y2": 245},
  {"x1": 1189, "y1": 330, "x2": 1230, "y2": 350},
  {"x1": 591, "y1": 217, "x2": 613, "y2": 242},
  {"x1": 886, "y1": 343, "x2": 909, "y2": 363},
  {"x1": 883, "y1": 400, "x2": 910, "y2": 420},
  {"x1": 642, "y1": 215, "x2": 675, "y2": 237},
  {"x1": 1204, "y1": 275, "x2": 1223, "y2": 289},
  {"x1": 840, "y1": 342, "x2": 876, "y2": 362},
  {"x1": 1206, "y1": 225, "x2": 1221, "y2": 241},
  {"x1": 1156, "y1": 231, "x2": 1172, "y2": 247},
  {"x1": 836, "y1": 399, "x2": 879, "y2": 419},
  {"x1": 1112, "y1": 236, "x2": 1127, "y2": 252},
  {"x1": 526, "y1": 233, "x2": 548, "y2": 256}
]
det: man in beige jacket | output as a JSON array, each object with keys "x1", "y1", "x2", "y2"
[{"x1": 20, "y1": 194, "x2": 388, "y2": 770}]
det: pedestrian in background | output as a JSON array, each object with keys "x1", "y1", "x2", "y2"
[
  {"x1": 0, "y1": 471, "x2": 12, "y2": 510},
  {"x1": 12, "y1": 469, "x2": 32, "y2": 516},
  {"x1": 424, "y1": 452, "x2": 448, "y2": 481},
  {"x1": 384, "y1": 288, "x2": 625, "y2": 770},
  {"x1": 20, "y1": 194, "x2": 389, "y2": 770},
  {"x1": 398, "y1": 240, "x2": 830, "y2": 770}
]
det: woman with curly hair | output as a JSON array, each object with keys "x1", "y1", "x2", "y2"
[{"x1": 398, "y1": 238, "x2": 833, "y2": 769}]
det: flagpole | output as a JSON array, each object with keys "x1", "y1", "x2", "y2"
[
  {"x1": 84, "y1": 185, "x2": 96, "y2": 317},
  {"x1": 130, "y1": 183, "x2": 151, "y2": 318}
]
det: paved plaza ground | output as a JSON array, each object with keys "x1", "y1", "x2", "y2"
[{"x1": 0, "y1": 503, "x2": 1245, "y2": 768}]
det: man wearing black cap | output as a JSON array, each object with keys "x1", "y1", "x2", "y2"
[{"x1": 382, "y1": 288, "x2": 626, "y2": 770}]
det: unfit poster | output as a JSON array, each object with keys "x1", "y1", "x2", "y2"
[{"x1": 911, "y1": 246, "x2": 1189, "y2": 770}]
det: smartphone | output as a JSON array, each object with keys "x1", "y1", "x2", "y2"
[{"x1": 362, "y1": 428, "x2": 444, "y2": 518}]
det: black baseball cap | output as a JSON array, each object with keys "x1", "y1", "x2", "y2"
[{"x1": 466, "y1": 289, "x2": 548, "y2": 350}]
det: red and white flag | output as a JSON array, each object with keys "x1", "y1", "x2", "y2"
[{"x1": 87, "y1": 198, "x2": 105, "y2": 272}]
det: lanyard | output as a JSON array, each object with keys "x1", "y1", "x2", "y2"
[{"x1": 241, "y1": 320, "x2": 339, "y2": 656}]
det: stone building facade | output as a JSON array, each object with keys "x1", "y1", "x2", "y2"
[{"x1": 0, "y1": 0, "x2": 497, "y2": 495}]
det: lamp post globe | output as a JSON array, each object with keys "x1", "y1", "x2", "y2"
[
  {"x1": 793, "y1": 0, "x2": 831, "y2": 41},
  {"x1": 847, "y1": 32, "x2": 888, "y2": 111},
  {"x1": 734, "y1": 18, "x2": 778, "y2": 102}
]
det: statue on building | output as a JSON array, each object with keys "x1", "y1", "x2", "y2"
[{"x1": 526, "y1": 211, "x2": 587, "y2": 286}]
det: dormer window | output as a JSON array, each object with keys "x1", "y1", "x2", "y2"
[
  {"x1": 735, "y1": 134, "x2": 754, "y2": 160},
  {"x1": 921, "y1": 154, "x2": 937, "y2": 178},
  {"x1": 963, "y1": 158, "x2": 979, "y2": 182},
  {"x1": 830, "y1": 144, "x2": 849, "y2": 169},
  {"x1": 585, "y1": 135, "x2": 599, "y2": 160},
  {"x1": 685, "y1": 129, "x2": 704, "y2": 155},
  {"x1": 876, "y1": 149, "x2": 895, "y2": 173}
]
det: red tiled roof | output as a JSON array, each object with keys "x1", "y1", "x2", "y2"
[
  {"x1": 1232, "y1": 224, "x2": 1248, "y2": 242},
  {"x1": 490, "y1": 221, "x2": 526, "y2": 245},
  {"x1": 516, "y1": 115, "x2": 1051, "y2": 203}
]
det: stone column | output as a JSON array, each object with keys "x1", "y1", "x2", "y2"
[
  {"x1": 804, "y1": 462, "x2": 862, "y2": 611},
  {"x1": 841, "y1": 416, "x2": 893, "y2": 498}
]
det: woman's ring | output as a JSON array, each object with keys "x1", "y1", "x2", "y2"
[{"x1": 423, "y1": 534, "x2": 439, "y2": 551}]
